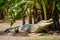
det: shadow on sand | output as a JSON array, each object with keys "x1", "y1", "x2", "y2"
[
  {"x1": 0, "y1": 31, "x2": 29, "y2": 37},
  {"x1": 0, "y1": 31, "x2": 8, "y2": 36}
]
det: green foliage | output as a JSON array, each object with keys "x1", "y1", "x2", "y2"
[
  {"x1": 0, "y1": 0, "x2": 3, "y2": 4},
  {"x1": 0, "y1": 0, "x2": 6, "y2": 10},
  {"x1": 11, "y1": 9, "x2": 24, "y2": 26},
  {"x1": 4, "y1": 0, "x2": 35, "y2": 25},
  {"x1": 56, "y1": 0, "x2": 60, "y2": 11},
  {"x1": 3, "y1": 0, "x2": 60, "y2": 26}
]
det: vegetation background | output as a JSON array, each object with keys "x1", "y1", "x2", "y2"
[{"x1": 0, "y1": 0, "x2": 60, "y2": 40}]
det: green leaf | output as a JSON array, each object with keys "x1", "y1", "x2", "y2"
[
  {"x1": 0, "y1": 0, "x2": 3, "y2": 4},
  {"x1": 10, "y1": 9, "x2": 23, "y2": 26},
  {"x1": 4, "y1": 1, "x2": 27, "y2": 20},
  {"x1": 57, "y1": 3, "x2": 60, "y2": 11},
  {"x1": 4, "y1": 11, "x2": 14, "y2": 20},
  {"x1": 14, "y1": 1, "x2": 27, "y2": 8}
]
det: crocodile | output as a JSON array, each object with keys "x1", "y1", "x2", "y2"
[{"x1": 4, "y1": 19, "x2": 53, "y2": 34}]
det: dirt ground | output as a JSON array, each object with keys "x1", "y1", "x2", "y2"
[{"x1": 0, "y1": 20, "x2": 60, "y2": 40}]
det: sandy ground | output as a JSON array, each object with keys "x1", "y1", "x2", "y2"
[{"x1": 0, "y1": 20, "x2": 60, "y2": 40}]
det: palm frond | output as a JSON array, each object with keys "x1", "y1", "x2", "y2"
[{"x1": 11, "y1": 8, "x2": 24, "y2": 26}]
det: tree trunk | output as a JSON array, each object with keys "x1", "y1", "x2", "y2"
[
  {"x1": 22, "y1": 13, "x2": 27, "y2": 25},
  {"x1": 0, "y1": 11, "x2": 4, "y2": 20},
  {"x1": 52, "y1": 8, "x2": 60, "y2": 31}
]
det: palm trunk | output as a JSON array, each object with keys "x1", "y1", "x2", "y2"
[
  {"x1": 22, "y1": 12, "x2": 27, "y2": 25},
  {"x1": 52, "y1": 9, "x2": 60, "y2": 31},
  {"x1": 0, "y1": 10, "x2": 5, "y2": 20},
  {"x1": 42, "y1": 0, "x2": 47, "y2": 20}
]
